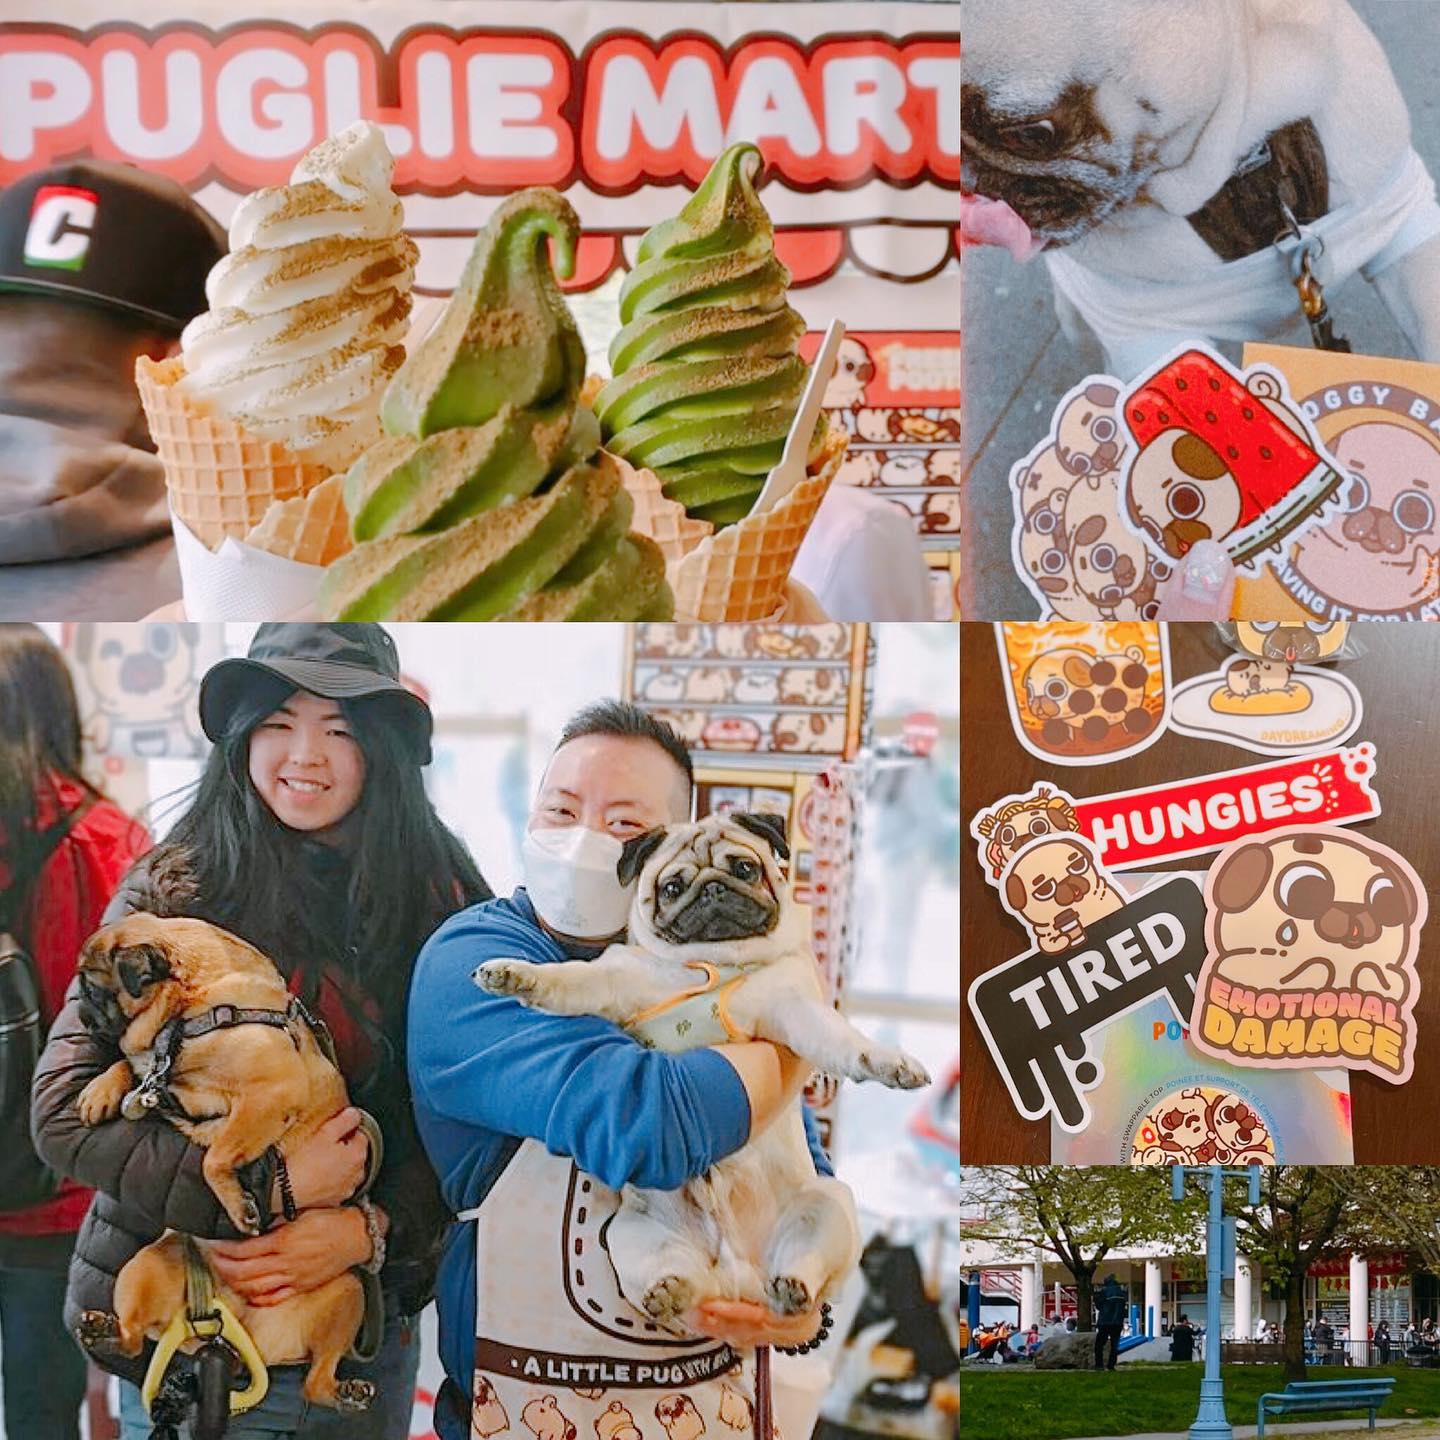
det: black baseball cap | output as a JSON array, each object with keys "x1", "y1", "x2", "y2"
[
  {"x1": 199, "y1": 624, "x2": 433, "y2": 764},
  {"x1": 0, "y1": 159, "x2": 226, "y2": 333}
]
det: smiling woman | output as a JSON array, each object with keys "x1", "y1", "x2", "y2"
[{"x1": 247, "y1": 692, "x2": 368, "y2": 834}]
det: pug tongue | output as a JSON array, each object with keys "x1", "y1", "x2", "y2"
[{"x1": 960, "y1": 194, "x2": 1040, "y2": 263}]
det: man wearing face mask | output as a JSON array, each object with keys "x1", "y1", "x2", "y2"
[{"x1": 408, "y1": 701, "x2": 832, "y2": 1440}]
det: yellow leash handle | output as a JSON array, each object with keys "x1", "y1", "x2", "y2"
[
  {"x1": 140, "y1": 1298, "x2": 270, "y2": 1416},
  {"x1": 141, "y1": 1237, "x2": 270, "y2": 1419}
]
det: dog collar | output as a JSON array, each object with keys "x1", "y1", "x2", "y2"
[{"x1": 1187, "y1": 118, "x2": 1330, "y2": 261}]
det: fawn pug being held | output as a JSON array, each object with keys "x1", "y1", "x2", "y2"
[{"x1": 475, "y1": 812, "x2": 929, "y2": 1328}]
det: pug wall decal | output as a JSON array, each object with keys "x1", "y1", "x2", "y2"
[{"x1": 1190, "y1": 825, "x2": 1428, "y2": 1084}]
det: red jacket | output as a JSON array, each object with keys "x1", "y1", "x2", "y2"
[{"x1": 0, "y1": 777, "x2": 149, "y2": 1235}]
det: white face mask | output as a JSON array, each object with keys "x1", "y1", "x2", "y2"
[{"x1": 521, "y1": 825, "x2": 636, "y2": 940}]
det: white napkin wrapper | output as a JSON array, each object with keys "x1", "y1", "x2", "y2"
[{"x1": 170, "y1": 509, "x2": 324, "y2": 620}]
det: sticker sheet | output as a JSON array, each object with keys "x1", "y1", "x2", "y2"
[
  {"x1": 994, "y1": 621, "x2": 1171, "y2": 765},
  {"x1": 1236, "y1": 346, "x2": 1440, "y2": 621},
  {"x1": 1009, "y1": 345, "x2": 1353, "y2": 617},
  {"x1": 1190, "y1": 825, "x2": 1428, "y2": 1085}
]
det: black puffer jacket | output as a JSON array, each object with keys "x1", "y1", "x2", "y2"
[{"x1": 32, "y1": 842, "x2": 483, "y2": 1383}]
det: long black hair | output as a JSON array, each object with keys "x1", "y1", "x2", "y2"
[
  {"x1": 0, "y1": 624, "x2": 104, "y2": 935},
  {"x1": 145, "y1": 672, "x2": 488, "y2": 1024}
]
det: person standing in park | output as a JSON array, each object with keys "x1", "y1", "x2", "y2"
[{"x1": 1094, "y1": 1274, "x2": 1127, "y2": 1371}]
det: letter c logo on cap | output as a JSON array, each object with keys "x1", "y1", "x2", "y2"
[{"x1": 24, "y1": 185, "x2": 98, "y2": 270}]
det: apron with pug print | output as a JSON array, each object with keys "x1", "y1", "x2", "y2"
[{"x1": 459, "y1": 1145, "x2": 762, "y2": 1440}]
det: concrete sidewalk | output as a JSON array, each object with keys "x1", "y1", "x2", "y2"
[
  {"x1": 1070, "y1": 1422, "x2": 1440, "y2": 1440},
  {"x1": 961, "y1": 0, "x2": 1440, "y2": 617}
]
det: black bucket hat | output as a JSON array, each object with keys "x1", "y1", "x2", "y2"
[{"x1": 199, "y1": 624, "x2": 432, "y2": 764}]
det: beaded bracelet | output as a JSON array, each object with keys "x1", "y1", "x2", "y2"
[{"x1": 776, "y1": 1302, "x2": 834, "y2": 1356}]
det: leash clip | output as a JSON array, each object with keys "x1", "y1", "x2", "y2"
[{"x1": 1274, "y1": 199, "x2": 1352, "y2": 353}]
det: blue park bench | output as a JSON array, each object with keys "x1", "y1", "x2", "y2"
[{"x1": 1256, "y1": 1378, "x2": 1397, "y2": 1437}]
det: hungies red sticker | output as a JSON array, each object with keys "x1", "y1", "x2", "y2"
[{"x1": 1073, "y1": 744, "x2": 1382, "y2": 870}]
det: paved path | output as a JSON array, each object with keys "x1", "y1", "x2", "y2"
[
  {"x1": 1070, "y1": 1423, "x2": 1440, "y2": 1440},
  {"x1": 961, "y1": 0, "x2": 1440, "y2": 617}
]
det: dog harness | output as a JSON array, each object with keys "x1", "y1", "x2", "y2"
[
  {"x1": 121, "y1": 995, "x2": 338, "y2": 1124},
  {"x1": 626, "y1": 962, "x2": 754, "y2": 1051}
]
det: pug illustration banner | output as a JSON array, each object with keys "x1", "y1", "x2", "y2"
[
  {"x1": 960, "y1": 620, "x2": 1440, "y2": 1167},
  {"x1": 959, "y1": 0, "x2": 1440, "y2": 621}
]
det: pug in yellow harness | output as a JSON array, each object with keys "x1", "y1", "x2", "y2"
[{"x1": 475, "y1": 812, "x2": 929, "y2": 1327}]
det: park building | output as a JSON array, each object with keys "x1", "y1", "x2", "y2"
[{"x1": 959, "y1": 1232, "x2": 1440, "y2": 1358}]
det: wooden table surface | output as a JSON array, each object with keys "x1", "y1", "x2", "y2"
[{"x1": 960, "y1": 621, "x2": 1440, "y2": 1165}]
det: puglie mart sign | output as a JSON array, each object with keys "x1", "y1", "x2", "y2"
[{"x1": 0, "y1": 1, "x2": 961, "y2": 569}]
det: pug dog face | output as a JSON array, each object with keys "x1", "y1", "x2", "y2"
[
  {"x1": 76, "y1": 919, "x2": 179, "y2": 1035},
  {"x1": 1210, "y1": 832, "x2": 1420, "y2": 998},
  {"x1": 961, "y1": 0, "x2": 1194, "y2": 246},
  {"x1": 1235, "y1": 620, "x2": 1345, "y2": 663},
  {"x1": 1126, "y1": 429, "x2": 1243, "y2": 559},
  {"x1": 826, "y1": 336, "x2": 875, "y2": 409},
  {"x1": 621, "y1": 813, "x2": 797, "y2": 962},
  {"x1": 1015, "y1": 446, "x2": 1079, "y2": 608},
  {"x1": 1066, "y1": 475, "x2": 1151, "y2": 616},
  {"x1": 74, "y1": 623, "x2": 201, "y2": 724},
  {"x1": 655, "y1": 1396, "x2": 705, "y2": 1440},
  {"x1": 1224, "y1": 657, "x2": 1292, "y2": 696},
  {"x1": 1022, "y1": 646, "x2": 1152, "y2": 745},
  {"x1": 1056, "y1": 384, "x2": 1123, "y2": 477},
  {"x1": 960, "y1": 0, "x2": 1258, "y2": 250},
  {"x1": 973, "y1": 787, "x2": 1081, "y2": 880},
  {"x1": 1291, "y1": 425, "x2": 1440, "y2": 613},
  {"x1": 1003, "y1": 836, "x2": 1120, "y2": 953}
]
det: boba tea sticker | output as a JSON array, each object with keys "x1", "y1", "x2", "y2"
[
  {"x1": 967, "y1": 830, "x2": 1207, "y2": 1132},
  {"x1": 994, "y1": 622, "x2": 1171, "y2": 765},
  {"x1": 1169, "y1": 656, "x2": 1362, "y2": 755},
  {"x1": 1190, "y1": 825, "x2": 1428, "y2": 1085}
]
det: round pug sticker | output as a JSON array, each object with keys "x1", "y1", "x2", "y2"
[{"x1": 1240, "y1": 378, "x2": 1440, "y2": 619}]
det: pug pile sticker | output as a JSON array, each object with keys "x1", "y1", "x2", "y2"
[
  {"x1": 995, "y1": 621, "x2": 1171, "y2": 765},
  {"x1": 967, "y1": 830, "x2": 1207, "y2": 1132},
  {"x1": 1169, "y1": 656, "x2": 1362, "y2": 755},
  {"x1": 1010, "y1": 345, "x2": 1352, "y2": 618},
  {"x1": 1190, "y1": 826, "x2": 1427, "y2": 1084}
]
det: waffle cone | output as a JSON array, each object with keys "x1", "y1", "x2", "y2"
[
  {"x1": 611, "y1": 452, "x2": 714, "y2": 565},
  {"x1": 136, "y1": 356, "x2": 332, "y2": 551},
  {"x1": 245, "y1": 473, "x2": 353, "y2": 566},
  {"x1": 669, "y1": 428, "x2": 848, "y2": 621}
]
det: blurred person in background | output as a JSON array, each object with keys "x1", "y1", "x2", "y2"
[
  {"x1": 0, "y1": 162, "x2": 224, "y2": 618},
  {"x1": 0, "y1": 623, "x2": 149, "y2": 1439}
]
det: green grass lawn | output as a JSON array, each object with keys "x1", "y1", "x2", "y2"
[{"x1": 959, "y1": 1364, "x2": 1440, "y2": 1440}]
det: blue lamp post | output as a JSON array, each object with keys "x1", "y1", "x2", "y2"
[{"x1": 1171, "y1": 1164, "x2": 1264, "y2": 1440}]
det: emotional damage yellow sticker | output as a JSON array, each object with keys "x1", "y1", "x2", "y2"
[{"x1": 1190, "y1": 825, "x2": 1428, "y2": 1084}]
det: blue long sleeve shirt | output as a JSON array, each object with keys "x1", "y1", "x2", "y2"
[{"x1": 408, "y1": 891, "x2": 833, "y2": 1440}]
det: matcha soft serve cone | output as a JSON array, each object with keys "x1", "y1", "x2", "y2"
[
  {"x1": 321, "y1": 189, "x2": 672, "y2": 620},
  {"x1": 594, "y1": 142, "x2": 825, "y2": 526}
]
